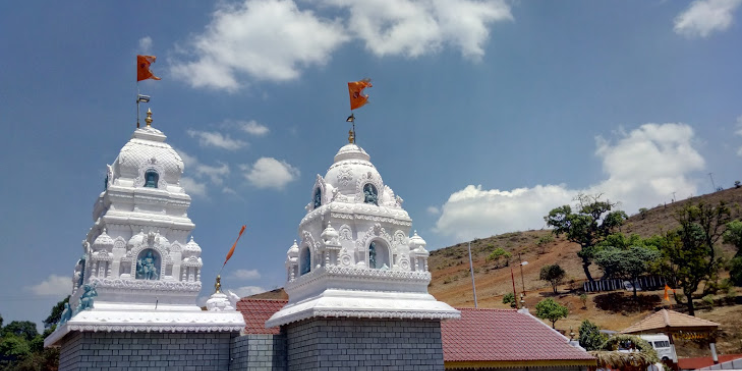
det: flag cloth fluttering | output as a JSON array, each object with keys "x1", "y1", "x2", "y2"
[
  {"x1": 223, "y1": 225, "x2": 246, "y2": 268},
  {"x1": 348, "y1": 79, "x2": 372, "y2": 110},
  {"x1": 664, "y1": 284, "x2": 676, "y2": 302},
  {"x1": 137, "y1": 55, "x2": 161, "y2": 82}
]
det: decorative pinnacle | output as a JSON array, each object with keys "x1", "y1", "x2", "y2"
[
  {"x1": 215, "y1": 275, "x2": 222, "y2": 294},
  {"x1": 348, "y1": 129, "x2": 355, "y2": 144},
  {"x1": 145, "y1": 108, "x2": 153, "y2": 126}
]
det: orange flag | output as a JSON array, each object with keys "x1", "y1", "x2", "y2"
[
  {"x1": 137, "y1": 55, "x2": 161, "y2": 82},
  {"x1": 664, "y1": 284, "x2": 675, "y2": 302},
  {"x1": 348, "y1": 78, "x2": 372, "y2": 110},
  {"x1": 223, "y1": 225, "x2": 246, "y2": 267}
]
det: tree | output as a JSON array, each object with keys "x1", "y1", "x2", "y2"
[
  {"x1": 539, "y1": 264, "x2": 566, "y2": 294},
  {"x1": 535, "y1": 298, "x2": 568, "y2": 329},
  {"x1": 43, "y1": 296, "x2": 70, "y2": 329},
  {"x1": 1, "y1": 321, "x2": 39, "y2": 341},
  {"x1": 578, "y1": 319, "x2": 607, "y2": 351},
  {"x1": 722, "y1": 220, "x2": 742, "y2": 259},
  {"x1": 594, "y1": 234, "x2": 660, "y2": 299},
  {"x1": 544, "y1": 194, "x2": 628, "y2": 282},
  {"x1": 639, "y1": 208, "x2": 648, "y2": 220},
  {"x1": 502, "y1": 292, "x2": 516, "y2": 308},
  {"x1": 487, "y1": 247, "x2": 511, "y2": 268},
  {"x1": 0, "y1": 334, "x2": 31, "y2": 366},
  {"x1": 656, "y1": 201, "x2": 730, "y2": 315},
  {"x1": 730, "y1": 257, "x2": 742, "y2": 286},
  {"x1": 0, "y1": 313, "x2": 3, "y2": 329}
]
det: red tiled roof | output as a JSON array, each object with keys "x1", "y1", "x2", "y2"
[
  {"x1": 441, "y1": 308, "x2": 595, "y2": 364},
  {"x1": 678, "y1": 354, "x2": 742, "y2": 370},
  {"x1": 236, "y1": 298, "x2": 287, "y2": 335}
]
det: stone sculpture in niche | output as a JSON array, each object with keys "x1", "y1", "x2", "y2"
[
  {"x1": 77, "y1": 284, "x2": 98, "y2": 312},
  {"x1": 136, "y1": 250, "x2": 159, "y2": 280},
  {"x1": 58, "y1": 302, "x2": 72, "y2": 325},
  {"x1": 363, "y1": 183, "x2": 378, "y2": 205},
  {"x1": 369, "y1": 241, "x2": 377, "y2": 268}
]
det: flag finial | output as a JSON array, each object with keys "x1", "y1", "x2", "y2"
[
  {"x1": 348, "y1": 129, "x2": 355, "y2": 144},
  {"x1": 145, "y1": 108, "x2": 153, "y2": 127},
  {"x1": 214, "y1": 275, "x2": 222, "y2": 294}
]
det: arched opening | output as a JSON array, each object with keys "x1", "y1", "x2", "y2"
[
  {"x1": 144, "y1": 169, "x2": 159, "y2": 188},
  {"x1": 313, "y1": 188, "x2": 322, "y2": 208},
  {"x1": 368, "y1": 240, "x2": 390, "y2": 269},
  {"x1": 300, "y1": 247, "x2": 311, "y2": 276},
  {"x1": 363, "y1": 183, "x2": 378, "y2": 205},
  {"x1": 136, "y1": 249, "x2": 161, "y2": 280}
]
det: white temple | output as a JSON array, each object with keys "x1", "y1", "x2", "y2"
[
  {"x1": 266, "y1": 141, "x2": 459, "y2": 327},
  {"x1": 45, "y1": 110, "x2": 244, "y2": 347}
]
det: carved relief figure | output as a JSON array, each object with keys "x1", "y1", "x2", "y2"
[
  {"x1": 369, "y1": 241, "x2": 377, "y2": 268},
  {"x1": 363, "y1": 183, "x2": 378, "y2": 205},
  {"x1": 77, "y1": 284, "x2": 98, "y2": 312},
  {"x1": 136, "y1": 250, "x2": 159, "y2": 280},
  {"x1": 59, "y1": 302, "x2": 72, "y2": 325}
]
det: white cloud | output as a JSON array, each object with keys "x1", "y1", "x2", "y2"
[
  {"x1": 427, "y1": 206, "x2": 440, "y2": 215},
  {"x1": 434, "y1": 123, "x2": 705, "y2": 241},
  {"x1": 170, "y1": 0, "x2": 349, "y2": 90},
  {"x1": 174, "y1": 149, "x2": 232, "y2": 196},
  {"x1": 138, "y1": 36, "x2": 153, "y2": 53},
  {"x1": 325, "y1": 0, "x2": 512, "y2": 59},
  {"x1": 232, "y1": 286, "x2": 267, "y2": 297},
  {"x1": 243, "y1": 157, "x2": 300, "y2": 189},
  {"x1": 180, "y1": 176, "x2": 208, "y2": 197},
  {"x1": 187, "y1": 130, "x2": 247, "y2": 150},
  {"x1": 229, "y1": 269, "x2": 261, "y2": 280},
  {"x1": 238, "y1": 120, "x2": 270, "y2": 136},
  {"x1": 674, "y1": 0, "x2": 742, "y2": 38},
  {"x1": 28, "y1": 274, "x2": 70, "y2": 296}
]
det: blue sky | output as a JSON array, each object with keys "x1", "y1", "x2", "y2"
[{"x1": 1, "y1": 0, "x2": 741, "y2": 328}]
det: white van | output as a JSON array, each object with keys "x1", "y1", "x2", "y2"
[{"x1": 639, "y1": 334, "x2": 677, "y2": 363}]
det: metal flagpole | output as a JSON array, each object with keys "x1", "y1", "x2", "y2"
[
  {"x1": 468, "y1": 242, "x2": 478, "y2": 308},
  {"x1": 136, "y1": 82, "x2": 140, "y2": 128},
  {"x1": 510, "y1": 264, "x2": 518, "y2": 309}
]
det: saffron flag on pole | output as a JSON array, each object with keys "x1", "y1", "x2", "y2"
[
  {"x1": 137, "y1": 55, "x2": 161, "y2": 82},
  {"x1": 223, "y1": 225, "x2": 246, "y2": 268},
  {"x1": 664, "y1": 284, "x2": 675, "y2": 302},
  {"x1": 348, "y1": 79, "x2": 372, "y2": 111}
]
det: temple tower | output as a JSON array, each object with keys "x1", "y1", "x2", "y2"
[
  {"x1": 268, "y1": 143, "x2": 459, "y2": 370},
  {"x1": 45, "y1": 110, "x2": 244, "y2": 370}
]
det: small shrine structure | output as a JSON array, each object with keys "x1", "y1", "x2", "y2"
[
  {"x1": 44, "y1": 110, "x2": 245, "y2": 369},
  {"x1": 266, "y1": 141, "x2": 460, "y2": 369}
]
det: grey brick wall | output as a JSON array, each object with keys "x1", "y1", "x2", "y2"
[
  {"x1": 58, "y1": 331, "x2": 237, "y2": 371},
  {"x1": 285, "y1": 318, "x2": 444, "y2": 371},
  {"x1": 230, "y1": 334, "x2": 287, "y2": 371}
]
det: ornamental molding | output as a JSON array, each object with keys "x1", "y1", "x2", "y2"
[
  {"x1": 300, "y1": 230, "x2": 320, "y2": 253},
  {"x1": 90, "y1": 277, "x2": 201, "y2": 293},
  {"x1": 392, "y1": 230, "x2": 408, "y2": 250},
  {"x1": 355, "y1": 223, "x2": 393, "y2": 251},
  {"x1": 284, "y1": 264, "x2": 431, "y2": 292},
  {"x1": 354, "y1": 171, "x2": 384, "y2": 204},
  {"x1": 311, "y1": 175, "x2": 328, "y2": 211},
  {"x1": 327, "y1": 160, "x2": 375, "y2": 172},
  {"x1": 134, "y1": 157, "x2": 169, "y2": 189},
  {"x1": 269, "y1": 309, "x2": 461, "y2": 328},
  {"x1": 337, "y1": 224, "x2": 352, "y2": 241},
  {"x1": 337, "y1": 166, "x2": 354, "y2": 187}
]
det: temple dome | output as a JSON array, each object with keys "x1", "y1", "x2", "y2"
[
  {"x1": 112, "y1": 125, "x2": 184, "y2": 186},
  {"x1": 323, "y1": 144, "x2": 382, "y2": 198},
  {"x1": 287, "y1": 240, "x2": 299, "y2": 258},
  {"x1": 183, "y1": 236, "x2": 202, "y2": 258},
  {"x1": 92, "y1": 229, "x2": 114, "y2": 252}
]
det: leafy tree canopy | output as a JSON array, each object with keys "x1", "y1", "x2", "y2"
[
  {"x1": 1, "y1": 321, "x2": 38, "y2": 341},
  {"x1": 578, "y1": 319, "x2": 607, "y2": 351},
  {"x1": 723, "y1": 220, "x2": 742, "y2": 258},
  {"x1": 544, "y1": 194, "x2": 627, "y2": 282},
  {"x1": 502, "y1": 292, "x2": 516, "y2": 307},
  {"x1": 43, "y1": 296, "x2": 70, "y2": 329},
  {"x1": 539, "y1": 264, "x2": 566, "y2": 294},
  {"x1": 535, "y1": 298, "x2": 569, "y2": 329}
]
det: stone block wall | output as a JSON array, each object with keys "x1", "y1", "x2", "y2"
[
  {"x1": 230, "y1": 334, "x2": 287, "y2": 371},
  {"x1": 58, "y1": 331, "x2": 235, "y2": 371},
  {"x1": 285, "y1": 318, "x2": 444, "y2": 371}
]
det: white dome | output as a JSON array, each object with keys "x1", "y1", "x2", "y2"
[
  {"x1": 92, "y1": 229, "x2": 114, "y2": 252},
  {"x1": 287, "y1": 240, "x2": 299, "y2": 258},
  {"x1": 127, "y1": 230, "x2": 146, "y2": 248},
  {"x1": 320, "y1": 222, "x2": 339, "y2": 242},
  {"x1": 323, "y1": 144, "x2": 383, "y2": 198},
  {"x1": 112, "y1": 125, "x2": 184, "y2": 185},
  {"x1": 184, "y1": 236, "x2": 202, "y2": 258}
]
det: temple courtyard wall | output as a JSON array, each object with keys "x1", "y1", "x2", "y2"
[{"x1": 285, "y1": 318, "x2": 444, "y2": 371}]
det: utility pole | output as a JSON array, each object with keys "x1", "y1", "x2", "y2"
[
  {"x1": 518, "y1": 253, "x2": 526, "y2": 294},
  {"x1": 672, "y1": 191, "x2": 676, "y2": 203},
  {"x1": 709, "y1": 173, "x2": 717, "y2": 191},
  {"x1": 467, "y1": 242, "x2": 478, "y2": 308}
]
